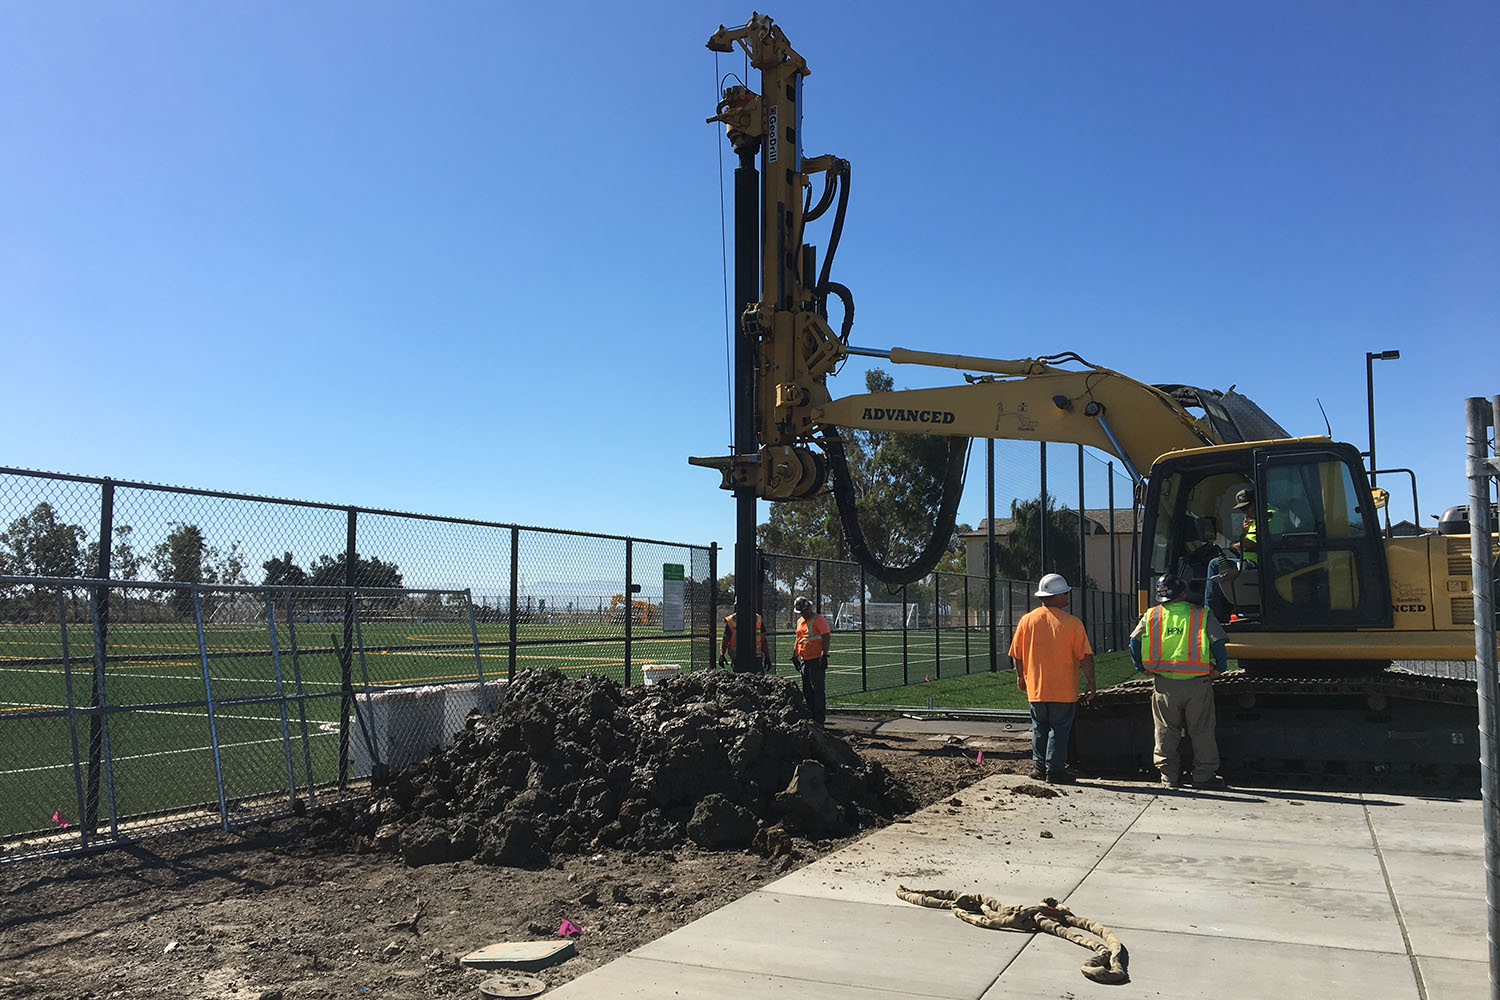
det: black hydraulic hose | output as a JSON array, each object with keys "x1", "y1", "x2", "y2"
[
  {"x1": 823, "y1": 280, "x2": 854, "y2": 342},
  {"x1": 804, "y1": 169, "x2": 837, "y2": 223},
  {"x1": 824, "y1": 430, "x2": 970, "y2": 586},
  {"x1": 815, "y1": 160, "x2": 850, "y2": 316}
]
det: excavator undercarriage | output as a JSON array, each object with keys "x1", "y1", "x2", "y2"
[{"x1": 1076, "y1": 670, "x2": 1479, "y2": 788}]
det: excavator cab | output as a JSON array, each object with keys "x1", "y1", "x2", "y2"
[{"x1": 1141, "y1": 440, "x2": 1393, "y2": 633}]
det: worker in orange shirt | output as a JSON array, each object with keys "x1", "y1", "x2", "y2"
[
  {"x1": 1009, "y1": 573, "x2": 1096, "y2": 784},
  {"x1": 791, "y1": 596, "x2": 832, "y2": 725}
]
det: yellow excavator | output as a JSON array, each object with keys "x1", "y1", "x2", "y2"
[
  {"x1": 695, "y1": 14, "x2": 1488, "y2": 780},
  {"x1": 609, "y1": 593, "x2": 659, "y2": 627}
]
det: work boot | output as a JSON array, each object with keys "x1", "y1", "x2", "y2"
[
  {"x1": 1046, "y1": 769, "x2": 1076, "y2": 785},
  {"x1": 1030, "y1": 765, "x2": 1046, "y2": 781},
  {"x1": 1194, "y1": 774, "x2": 1227, "y2": 790},
  {"x1": 1160, "y1": 773, "x2": 1182, "y2": 789}
]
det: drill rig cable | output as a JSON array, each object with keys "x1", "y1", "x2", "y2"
[
  {"x1": 823, "y1": 428, "x2": 972, "y2": 587},
  {"x1": 823, "y1": 281, "x2": 855, "y2": 343},
  {"x1": 804, "y1": 170, "x2": 837, "y2": 223},
  {"x1": 814, "y1": 160, "x2": 851, "y2": 317}
]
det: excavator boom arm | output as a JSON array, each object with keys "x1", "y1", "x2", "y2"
[{"x1": 816, "y1": 361, "x2": 1220, "y2": 482}]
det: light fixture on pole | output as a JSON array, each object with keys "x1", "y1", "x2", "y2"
[{"x1": 1365, "y1": 349, "x2": 1400, "y2": 486}]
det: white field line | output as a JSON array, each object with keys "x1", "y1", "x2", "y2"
[
  {"x1": 0, "y1": 728, "x2": 340, "y2": 777},
  {"x1": 0, "y1": 665, "x2": 343, "y2": 688}
]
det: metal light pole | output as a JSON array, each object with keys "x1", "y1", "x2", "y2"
[{"x1": 1366, "y1": 349, "x2": 1400, "y2": 485}]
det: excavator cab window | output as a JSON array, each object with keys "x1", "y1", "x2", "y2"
[
  {"x1": 1254, "y1": 445, "x2": 1391, "y2": 629},
  {"x1": 1142, "y1": 466, "x2": 1247, "y2": 610},
  {"x1": 1143, "y1": 444, "x2": 1392, "y2": 630},
  {"x1": 1140, "y1": 461, "x2": 1248, "y2": 611}
]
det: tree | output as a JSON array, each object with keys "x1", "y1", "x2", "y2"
[
  {"x1": 151, "y1": 523, "x2": 249, "y2": 617},
  {"x1": 308, "y1": 553, "x2": 404, "y2": 590},
  {"x1": 986, "y1": 496, "x2": 1095, "y2": 591},
  {"x1": 261, "y1": 552, "x2": 309, "y2": 588},
  {"x1": 85, "y1": 525, "x2": 144, "y2": 580},
  {"x1": 0, "y1": 502, "x2": 87, "y2": 579}
]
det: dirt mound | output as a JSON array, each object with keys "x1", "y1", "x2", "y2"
[{"x1": 334, "y1": 669, "x2": 915, "y2": 867}]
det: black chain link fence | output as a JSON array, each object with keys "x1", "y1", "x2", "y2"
[
  {"x1": 0, "y1": 578, "x2": 496, "y2": 858},
  {"x1": 0, "y1": 468, "x2": 718, "y2": 861},
  {"x1": 757, "y1": 552, "x2": 1136, "y2": 700}
]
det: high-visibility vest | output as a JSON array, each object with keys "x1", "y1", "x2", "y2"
[
  {"x1": 1141, "y1": 601, "x2": 1213, "y2": 678},
  {"x1": 1242, "y1": 515, "x2": 1259, "y2": 565},
  {"x1": 795, "y1": 614, "x2": 830, "y2": 659},
  {"x1": 724, "y1": 613, "x2": 765, "y2": 655}
]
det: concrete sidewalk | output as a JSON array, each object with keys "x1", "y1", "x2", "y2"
[{"x1": 547, "y1": 774, "x2": 1487, "y2": 999}]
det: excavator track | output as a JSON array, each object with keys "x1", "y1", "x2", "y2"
[{"x1": 1074, "y1": 671, "x2": 1480, "y2": 791}]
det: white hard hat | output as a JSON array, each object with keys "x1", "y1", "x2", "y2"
[{"x1": 1034, "y1": 573, "x2": 1071, "y2": 598}]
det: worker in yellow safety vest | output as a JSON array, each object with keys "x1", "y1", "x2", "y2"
[
  {"x1": 1130, "y1": 575, "x2": 1230, "y2": 790},
  {"x1": 720, "y1": 612, "x2": 769, "y2": 673}
]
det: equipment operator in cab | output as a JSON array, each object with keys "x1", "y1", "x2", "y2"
[
  {"x1": 791, "y1": 597, "x2": 831, "y2": 725},
  {"x1": 1204, "y1": 487, "x2": 1261, "y2": 620},
  {"x1": 1131, "y1": 575, "x2": 1229, "y2": 789}
]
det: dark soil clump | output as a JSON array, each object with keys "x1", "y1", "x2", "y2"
[
  {"x1": 339, "y1": 669, "x2": 915, "y2": 866},
  {"x1": 1010, "y1": 783, "x2": 1062, "y2": 798}
]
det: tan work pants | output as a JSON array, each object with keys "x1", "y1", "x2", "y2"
[{"x1": 1151, "y1": 675, "x2": 1219, "y2": 782}]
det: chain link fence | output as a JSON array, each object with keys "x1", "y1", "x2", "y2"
[
  {"x1": 0, "y1": 468, "x2": 719, "y2": 861},
  {"x1": 757, "y1": 552, "x2": 1135, "y2": 699},
  {"x1": 0, "y1": 578, "x2": 492, "y2": 858}
]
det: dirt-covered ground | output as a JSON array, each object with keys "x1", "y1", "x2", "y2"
[{"x1": 0, "y1": 673, "x2": 1035, "y2": 1000}]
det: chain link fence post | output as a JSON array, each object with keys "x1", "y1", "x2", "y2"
[
  {"x1": 901, "y1": 583, "x2": 909, "y2": 686},
  {"x1": 933, "y1": 571, "x2": 942, "y2": 680},
  {"x1": 624, "y1": 539, "x2": 635, "y2": 686},
  {"x1": 263, "y1": 596, "x2": 299, "y2": 810},
  {"x1": 465, "y1": 589, "x2": 486, "y2": 708},
  {"x1": 963, "y1": 575, "x2": 971, "y2": 674},
  {"x1": 337, "y1": 509, "x2": 357, "y2": 789},
  {"x1": 59, "y1": 585, "x2": 89, "y2": 849},
  {"x1": 1465, "y1": 396, "x2": 1500, "y2": 1000},
  {"x1": 283, "y1": 593, "x2": 316, "y2": 806},
  {"x1": 508, "y1": 527, "x2": 519, "y2": 682},
  {"x1": 84, "y1": 481, "x2": 114, "y2": 836},
  {"x1": 191, "y1": 584, "x2": 231, "y2": 831},
  {"x1": 709, "y1": 543, "x2": 719, "y2": 670},
  {"x1": 859, "y1": 565, "x2": 867, "y2": 692},
  {"x1": 86, "y1": 586, "x2": 119, "y2": 839}
]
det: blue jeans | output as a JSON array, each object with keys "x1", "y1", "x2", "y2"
[
  {"x1": 1203, "y1": 556, "x2": 1232, "y2": 617},
  {"x1": 1029, "y1": 701, "x2": 1077, "y2": 774}
]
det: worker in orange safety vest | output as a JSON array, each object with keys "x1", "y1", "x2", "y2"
[
  {"x1": 792, "y1": 596, "x2": 831, "y2": 725},
  {"x1": 720, "y1": 612, "x2": 769, "y2": 673},
  {"x1": 1130, "y1": 574, "x2": 1230, "y2": 790}
]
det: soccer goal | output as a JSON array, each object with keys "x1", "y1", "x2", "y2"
[{"x1": 834, "y1": 601, "x2": 919, "y2": 631}]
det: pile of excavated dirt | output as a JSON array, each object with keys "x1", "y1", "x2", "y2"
[{"x1": 328, "y1": 669, "x2": 916, "y2": 867}]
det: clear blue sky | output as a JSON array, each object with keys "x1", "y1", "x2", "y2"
[{"x1": 3, "y1": 2, "x2": 1496, "y2": 552}]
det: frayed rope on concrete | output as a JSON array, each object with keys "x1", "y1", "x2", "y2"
[{"x1": 896, "y1": 886, "x2": 1129, "y2": 985}]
